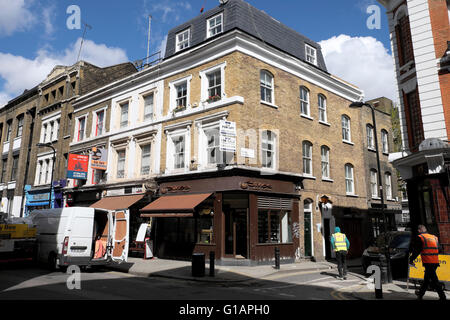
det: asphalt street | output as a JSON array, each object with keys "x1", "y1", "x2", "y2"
[{"x1": 0, "y1": 262, "x2": 367, "y2": 300}]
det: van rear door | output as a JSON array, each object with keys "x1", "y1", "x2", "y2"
[{"x1": 110, "y1": 210, "x2": 129, "y2": 263}]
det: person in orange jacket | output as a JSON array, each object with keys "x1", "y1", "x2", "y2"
[{"x1": 409, "y1": 225, "x2": 446, "y2": 300}]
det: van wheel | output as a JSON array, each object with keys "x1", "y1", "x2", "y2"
[{"x1": 47, "y1": 253, "x2": 58, "y2": 271}]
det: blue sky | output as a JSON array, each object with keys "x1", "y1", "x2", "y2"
[{"x1": 0, "y1": 0, "x2": 397, "y2": 107}]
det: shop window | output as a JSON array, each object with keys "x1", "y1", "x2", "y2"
[
  {"x1": 258, "y1": 210, "x2": 292, "y2": 244},
  {"x1": 197, "y1": 215, "x2": 214, "y2": 244}
]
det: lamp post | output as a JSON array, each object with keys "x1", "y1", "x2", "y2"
[
  {"x1": 349, "y1": 101, "x2": 392, "y2": 283},
  {"x1": 36, "y1": 143, "x2": 56, "y2": 209}
]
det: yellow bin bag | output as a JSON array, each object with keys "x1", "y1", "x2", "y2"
[{"x1": 409, "y1": 255, "x2": 450, "y2": 283}]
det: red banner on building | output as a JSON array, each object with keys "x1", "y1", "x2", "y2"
[{"x1": 67, "y1": 154, "x2": 89, "y2": 180}]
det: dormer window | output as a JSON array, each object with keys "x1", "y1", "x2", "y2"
[
  {"x1": 207, "y1": 13, "x2": 223, "y2": 38},
  {"x1": 176, "y1": 29, "x2": 190, "y2": 52},
  {"x1": 305, "y1": 44, "x2": 317, "y2": 66}
]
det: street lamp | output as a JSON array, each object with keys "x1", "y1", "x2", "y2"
[
  {"x1": 36, "y1": 143, "x2": 56, "y2": 209},
  {"x1": 349, "y1": 101, "x2": 393, "y2": 283}
]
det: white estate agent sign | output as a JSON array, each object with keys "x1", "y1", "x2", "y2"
[{"x1": 219, "y1": 120, "x2": 236, "y2": 152}]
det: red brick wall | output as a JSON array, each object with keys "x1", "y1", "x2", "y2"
[{"x1": 428, "y1": 0, "x2": 450, "y2": 140}]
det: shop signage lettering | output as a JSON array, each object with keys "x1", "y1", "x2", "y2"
[
  {"x1": 32, "y1": 193, "x2": 50, "y2": 201},
  {"x1": 161, "y1": 185, "x2": 191, "y2": 194},
  {"x1": 240, "y1": 181, "x2": 272, "y2": 191}
]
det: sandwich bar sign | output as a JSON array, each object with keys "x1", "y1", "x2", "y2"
[{"x1": 67, "y1": 154, "x2": 89, "y2": 180}]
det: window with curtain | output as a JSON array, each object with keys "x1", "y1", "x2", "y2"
[
  {"x1": 260, "y1": 70, "x2": 274, "y2": 104},
  {"x1": 341, "y1": 115, "x2": 351, "y2": 142},
  {"x1": 300, "y1": 86, "x2": 310, "y2": 116},
  {"x1": 262, "y1": 130, "x2": 275, "y2": 169},
  {"x1": 345, "y1": 163, "x2": 354, "y2": 195},
  {"x1": 318, "y1": 94, "x2": 327, "y2": 122},
  {"x1": 302, "y1": 141, "x2": 313, "y2": 175},
  {"x1": 385, "y1": 172, "x2": 392, "y2": 200},
  {"x1": 321, "y1": 146, "x2": 330, "y2": 179},
  {"x1": 367, "y1": 124, "x2": 375, "y2": 149},
  {"x1": 116, "y1": 150, "x2": 126, "y2": 178},
  {"x1": 140, "y1": 144, "x2": 151, "y2": 175},
  {"x1": 370, "y1": 169, "x2": 378, "y2": 198},
  {"x1": 381, "y1": 130, "x2": 389, "y2": 154}
]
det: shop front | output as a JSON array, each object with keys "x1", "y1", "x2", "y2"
[
  {"x1": 24, "y1": 180, "x2": 66, "y2": 216},
  {"x1": 140, "y1": 168, "x2": 302, "y2": 265}
]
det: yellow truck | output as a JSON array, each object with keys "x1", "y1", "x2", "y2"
[{"x1": 0, "y1": 217, "x2": 37, "y2": 263}]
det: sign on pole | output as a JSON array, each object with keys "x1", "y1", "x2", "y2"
[
  {"x1": 67, "y1": 154, "x2": 89, "y2": 180},
  {"x1": 91, "y1": 147, "x2": 107, "y2": 170}
]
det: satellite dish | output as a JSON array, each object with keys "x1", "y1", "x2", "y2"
[{"x1": 219, "y1": 0, "x2": 229, "y2": 4}]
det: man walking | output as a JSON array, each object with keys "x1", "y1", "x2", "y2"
[
  {"x1": 409, "y1": 225, "x2": 447, "y2": 301},
  {"x1": 331, "y1": 227, "x2": 350, "y2": 280}
]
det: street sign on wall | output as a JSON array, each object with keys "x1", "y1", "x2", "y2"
[
  {"x1": 67, "y1": 154, "x2": 89, "y2": 180},
  {"x1": 219, "y1": 120, "x2": 236, "y2": 152}
]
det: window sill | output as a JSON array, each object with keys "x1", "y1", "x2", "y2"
[
  {"x1": 300, "y1": 114, "x2": 314, "y2": 121},
  {"x1": 346, "y1": 194, "x2": 359, "y2": 198},
  {"x1": 322, "y1": 178, "x2": 334, "y2": 182},
  {"x1": 342, "y1": 140, "x2": 354, "y2": 146},
  {"x1": 260, "y1": 100, "x2": 279, "y2": 109},
  {"x1": 319, "y1": 120, "x2": 331, "y2": 127},
  {"x1": 371, "y1": 196, "x2": 381, "y2": 200},
  {"x1": 368, "y1": 147, "x2": 377, "y2": 152},
  {"x1": 303, "y1": 175, "x2": 316, "y2": 180}
]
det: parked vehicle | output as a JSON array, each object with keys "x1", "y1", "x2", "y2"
[
  {"x1": 0, "y1": 212, "x2": 37, "y2": 263},
  {"x1": 30, "y1": 207, "x2": 129, "y2": 271},
  {"x1": 362, "y1": 231, "x2": 411, "y2": 278}
]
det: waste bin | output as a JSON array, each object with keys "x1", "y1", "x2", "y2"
[{"x1": 192, "y1": 253, "x2": 205, "y2": 277}]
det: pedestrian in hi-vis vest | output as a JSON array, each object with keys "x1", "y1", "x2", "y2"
[
  {"x1": 331, "y1": 227, "x2": 350, "y2": 280},
  {"x1": 409, "y1": 225, "x2": 447, "y2": 301}
]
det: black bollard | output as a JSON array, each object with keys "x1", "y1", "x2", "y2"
[
  {"x1": 275, "y1": 247, "x2": 280, "y2": 269},
  {"x1": 209, "y1": 251, "x2": 215, "y2": 277}
]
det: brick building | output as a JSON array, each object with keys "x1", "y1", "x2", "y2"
[
  {"x1": 67, "y1": 0, "x2": 400, "y2": 263},
  {"x1": 0, "y1": 60, "x2": 136, "y2": 217},
  {"x1": 0, "y1": 87, "x2": 39, "y2": 216},
  {"x1": 378, "y1": 0, "x2": 450, "y2": 253}
]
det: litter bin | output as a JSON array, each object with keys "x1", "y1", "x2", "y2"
[{"x1": 192, "y1": 253, "x2": 205, "y2": 277}]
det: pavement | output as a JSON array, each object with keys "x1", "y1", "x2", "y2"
[{"x1": 106, "y1": 256, "x2": 450, "y2": 301}]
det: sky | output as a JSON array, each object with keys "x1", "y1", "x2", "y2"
[{"x1": 0, "y1": 0, "x2": 398, "y2": 108}]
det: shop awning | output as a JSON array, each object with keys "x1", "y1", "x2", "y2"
[
  {"x1": 90, "y1": 194, "x2": 145, "y2": 210},
  {"x1": 140, "y1": 193, "x2": 212, "y2": 218}
]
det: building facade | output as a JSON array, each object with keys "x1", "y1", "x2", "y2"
[
  {"x1": 0, "y1": 61, "x2": 136, "y2": 217},
  {"x1": 0, "y1": 88, "x2": 38, "y2": 217},
  {"x1": 64, "y1": 0, "x2": 400, "y2": 263},
  {"x1": 378, "y1": 0, "x2": 450, "y2": 253}
]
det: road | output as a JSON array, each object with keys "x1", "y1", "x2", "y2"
[{"x1": 0, "y1": 263, "x2": 367, "y2": 301}]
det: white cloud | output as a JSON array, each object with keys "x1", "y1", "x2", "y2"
[
  {"x1": 0, "y1": 0, "x2": 36, "y2": 36},
  {"x1": 0, "y1": 38, "x2": 129, "y2": 108},
  {"x1": 42, "y1": 5, "x2": 56, "y2": 37},
  {"x1": 319, "y1": 34, "x2": 397, "y2": 102}
]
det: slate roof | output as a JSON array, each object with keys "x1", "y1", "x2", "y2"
[{"x1": 164, "y1": 0, "x2": 328, "y2": 73}]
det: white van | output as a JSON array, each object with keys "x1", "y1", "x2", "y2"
[{"x1": 30, "y1": 207, "x2": 129, "y2": 271}]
